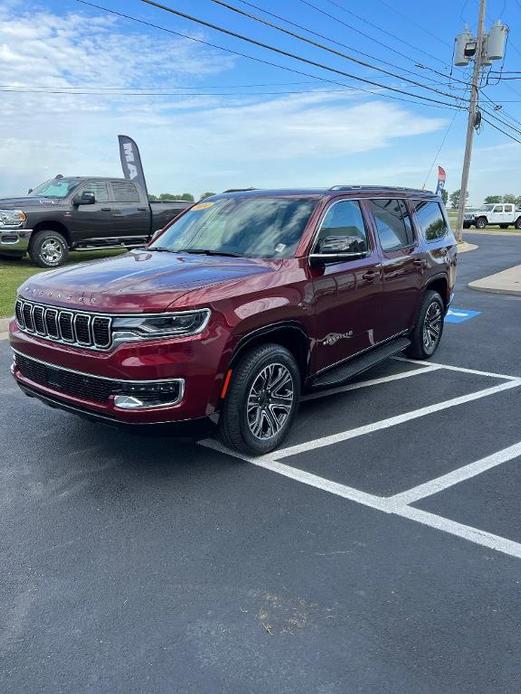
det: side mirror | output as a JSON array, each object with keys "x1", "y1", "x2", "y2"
[
  {"x1": 73, "y1": 191, "x2": 95, "y2": 206},
  {"x1": 310, "y1": 235, "x2": 368, "y2": 265}
]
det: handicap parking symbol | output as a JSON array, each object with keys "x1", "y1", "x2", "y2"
[{"x1": 445, "y1": 307, "x2": 481, "y2": 324}]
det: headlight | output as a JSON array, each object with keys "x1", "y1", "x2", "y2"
[
  {"x1": 0, "y1": 209, "x2": 26, "y2": 227},
  {"x1": 112, "y1": 309, "x2": 210, "y2": 341}
]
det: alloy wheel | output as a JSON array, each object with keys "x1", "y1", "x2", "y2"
[
  {"x1": 41, "y1": 238, "x2": 64, "y2": 265},
  {"x1": 423, "y1": 301, "x2": 442, "y2": 352},
  {"x1": 246, "y1": 363, "x2": 294, "y2": 440}
]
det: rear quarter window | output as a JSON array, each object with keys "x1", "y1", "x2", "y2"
[
  {"x1": 111, "y1": 181, "x2": 140, "y2": 202},
  {"x1": 411, "y1": 200, "x2": 448, "y2": 241}
]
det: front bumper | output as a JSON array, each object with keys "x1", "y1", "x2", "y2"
[
  {"x1": 0, "y1": 227, "x2": 32, "y2": 254},
  {"x1": 9, "y1": 316, "x2": 229, "y2": 425}
]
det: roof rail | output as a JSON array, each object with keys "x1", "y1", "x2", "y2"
[
  {"x1": 222, "y1": 187, "x2": 258, "y2": 193},
  {"x1": 329, "y1": 185, "x2": 434, "y2": 194}
]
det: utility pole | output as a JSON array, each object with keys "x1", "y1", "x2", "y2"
[{"x1": 455, "y1": 0, "x2": 487, "y2": 243}]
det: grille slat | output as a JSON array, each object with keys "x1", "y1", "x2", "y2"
[
  {"x1": 45, "y1": 308, "x2": 59, "y2": 338},
  {"x1": 74, "y1": 314, "x2": 91, "y2": 345},
  {"x1": 33, "y1": 306, "x2": 46, "y2": 335},
  {"x1": 15, "y1": 300, "x2": 114, "y2": 350},
  {"x1": 22, "y1": 303, "x2": 34, "y2": 331},
  {"x1": 59, "y1": 312, "x2": 74, "y2": 342}
]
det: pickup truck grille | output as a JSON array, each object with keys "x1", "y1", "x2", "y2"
[{"x1": 15, "y1": 299, "x2": 112, "y2": 350}]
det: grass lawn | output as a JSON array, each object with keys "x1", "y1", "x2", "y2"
[{"x1": 0, "y1": 249, "x2": 125, "y2": 318}]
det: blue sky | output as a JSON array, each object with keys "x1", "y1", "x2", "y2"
[{"x1": 1, "y1": 0, "x2": 520, "y2": 203}]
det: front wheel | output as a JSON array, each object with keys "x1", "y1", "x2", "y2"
[
  {"x1": 219, "y1": 343, "x2": 301, "y2": 456},
  {"x1": 475, "y1": 217, "x2": 487, "y2": 229},
  {"x1": 29, "y1": 230, "x2": 69, "y2": 268},
  {"x1": 407, "y1": 290, "x2": 445, "y2": 360}
]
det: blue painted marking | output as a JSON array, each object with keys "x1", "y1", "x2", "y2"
[{"x1": 445, "y1": 307, "x2": 481, "y2": 324}]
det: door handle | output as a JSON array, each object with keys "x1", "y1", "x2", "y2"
[
  {"x1": 413, "y1": 258, "x2": 427, "y2": 267},
  {"x1": 100, "y1": 207, "x2": 112, "y2": 212},
  {"x1": 362, "y1": 269, "x2": 380, "y2": 281},
  {"x1": 137, "y1": 207, "x2": 147, "y2": 211}
]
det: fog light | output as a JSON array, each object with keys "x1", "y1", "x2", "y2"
[{"x1": 113, "y1": 379, "x2": 184, "y2": 409}]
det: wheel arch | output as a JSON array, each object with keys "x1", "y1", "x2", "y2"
[
  {"x1": 31, "y1": 221, "x2": 71, "y2": 247},
  {"x1": 228, "y1": 321, "x2": 311, "y2": 385},
  {"x1": 425, "y1": 274, "x2": 449, "y2": 309}
]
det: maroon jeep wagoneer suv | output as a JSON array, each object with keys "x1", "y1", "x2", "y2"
[{"x1": 9, "y1": 186, "x2": 457, "y2": 455}]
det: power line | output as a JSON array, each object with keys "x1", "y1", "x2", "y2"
[
  {"x1": 317, "y1": 0, "x2": 452, "y2": 67},
  {"x1": 296, "y1": 0, "x2": 446, "y2": 72},
  {"x1": 374, "y1": 0, "x2": 451, "y2": 48},
  {"x1": 138, "y1": 0, "x2": 467, "y2": 110},
  {"x1": 480, "y1": 113, "x2": 521, "y2": 143},
  {"x1": 75, "y1": 0, "x2": 465, "y2": 110},
  {"x1": 234, "y1": 0, "x2": 454, "y2": 88},
  {"x1": 207, "y1": 0, "x2": 468, "y2": 103},
  {"x1": 421, "y1": 109, "x2": 461, "y2": 189}
]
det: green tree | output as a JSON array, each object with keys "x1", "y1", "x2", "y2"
[
  {"x1": 483, "y1": 195, "x2": 502, "y2": 204},
  {"x1": 516, "y1": 196, "x2": 521, "y2": 207},
  {"x1": 200, "y1": 191, "x2": 216, "y2": 200},
  {"x1": 155, "y1": 193, "x2": 195, "y2": 201},
  {"x1": 449, "y1": 189, "x2": 468, "y2": 209},
  {"x1": 502, "y1": 193, "x2": 517, "y2": 204},
  {"x1": 440, "y1": 189, "x2": 448, "y2": 205}
]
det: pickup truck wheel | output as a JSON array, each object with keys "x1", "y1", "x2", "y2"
[
  {"x1": 515, "y1": 218, "x2": 521, "y2": 230},
  {"x1": 463, "y1": 222, "x2": 471, "y2": 229},
  {"x1": 29, "y1": 230, "x2": 69, "y2": 268},
  {"x1": 407, "y1": 290, "x2": 444, "y2": 360},
  {"x1": 475, "y1": 217, "x2": 487, "y2": 229},
  {"x1": 219, "y1": 343, "x2": 301, "y2": 456}
]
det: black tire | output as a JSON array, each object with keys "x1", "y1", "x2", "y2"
[
  {"x1": 407, "y1": 290, "x2": 445, "y2": 360},
  {"x1": 515, "y1": 217, "x2": 521, "y2": 230},
  {"x1": 499, "y1": 224, "x2": 509, "y2": 229},
  {"x1": 29, "y1": 229, "x2": 69, "y2": 268},
  {"x1": 475, "y1": 217, "x2": 487, "y2": 229},
  {"x1": 462, "y1": 222, "x2": 470, "y2": 229},
  {"x1": 219, "y1": 343, "x2": 301, "y2": 456}
]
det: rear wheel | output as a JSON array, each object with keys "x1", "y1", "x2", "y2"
[
  {"x1": 29, "y1": 229, "x2": 69, "y2": 268},
  {"x1": 407, "y1": 290, "x2": 445, "y2": 360},
  {"x1": 515, "y1": 217, "x2": 521, "y2": 230},
  {"x1": 475, "y1": 217, "x2": 487, "y2": 229},
  {"x1": 219, "y1": 343, "x2": 301, "y2": 456}
]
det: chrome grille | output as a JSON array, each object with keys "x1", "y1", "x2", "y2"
[{"x1": 15, "y1": 298, "x2": 113, "y2": 351}]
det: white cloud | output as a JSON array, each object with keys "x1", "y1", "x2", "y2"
[{"x1": 0, "y1": 3, "x2": 475, "y2": 200}]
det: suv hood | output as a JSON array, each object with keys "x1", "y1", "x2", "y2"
[
  {"x1": 18, "y1": 250, "x2": 278, "y2": 312},
  {"x1": 0, "y1": 196, "x2": 64, "y2": 209}
]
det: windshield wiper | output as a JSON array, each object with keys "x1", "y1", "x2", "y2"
[
  {"x1": 173, "y1": 248, "x2": 243, "y2": 258},
  {"x1": 148, "y1": 246, "x2": 177, "y2": 253}
]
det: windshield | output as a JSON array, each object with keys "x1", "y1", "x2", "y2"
[
  {"x1": 29, "y1": 178, "x2": 81, "y2": 198},
  {"x1": 482, "y1": 204, "x2": 495, "y2": 211},
  {"x1": 150, "y1": 196, "x2": 317, "y2": 259}
]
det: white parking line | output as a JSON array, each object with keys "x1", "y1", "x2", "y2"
[
  {"x1": 198, "y1": 365, "x2": 521, "y2": 559},
  {"x1": 394, "y1": 506, "x2": 521, "y2": 560},
  {"x1": 394, "y1": 356, "x2": 520, "y2": 382},
  {"x1": 388, "y1": 440, "x2": 521, "y2": 506},
  {"x1": 200, "y1": 438, "x2": 389, "y2": 511},
  {"x1": 274, "y1": 379, "x2": 521, "y2": 460},
  {"x1": 302, "y1": 364, "x2": 442, "y2": 402}
]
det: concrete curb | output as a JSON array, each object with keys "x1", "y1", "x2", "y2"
[
  {"x1": 458, "y1": 242, "x2": 479, "y2": 253},
  {"x1": 468, "y1": 265, "x2": 521, "y2": 296}
]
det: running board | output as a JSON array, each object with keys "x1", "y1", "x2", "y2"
[{"x1": 310, "y1": 337, "x2": 411, "y2": 390}]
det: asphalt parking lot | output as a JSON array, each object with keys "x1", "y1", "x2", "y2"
[{"x1": 1, "y1": 231, "x2": 520, "y2": 693}]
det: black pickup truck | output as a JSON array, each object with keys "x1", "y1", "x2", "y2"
[{"x1": 0, "y1": 176, "x2": 191, "y2": 267}]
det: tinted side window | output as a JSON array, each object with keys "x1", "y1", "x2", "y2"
[
  {"x1": 493, "y1": 205, "x2": 503, "y2": 213},
  {"x1": 412, "y1": 201, "x2": 448, "y2": 241},
  {"x1": 84, "y1": 181, "x2": 109, "y2": 203},
  {"x1": 111, "y1": 181, "x2": 140, "y2": 202},
  {"x1": 315, "y1": 200, "x2": 369, "y2": 249},
  {"x1": 369, "y1": 199, "x2": 414, "y2": 251}
]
